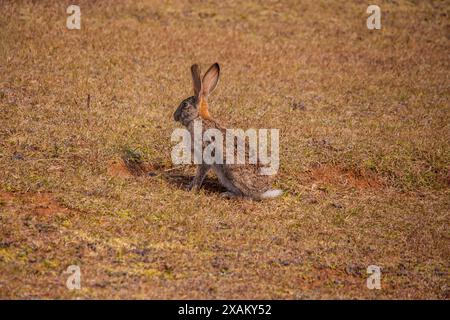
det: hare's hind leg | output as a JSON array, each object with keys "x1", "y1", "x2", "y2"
[
  {"x1": 189, "y1": 164, "x2": 210, "y2": 191},
  {"x1": 220, "y1": 191, "x2": 239, "y2": 199}
]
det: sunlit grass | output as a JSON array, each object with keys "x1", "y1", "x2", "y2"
[{"x1": 0, "y1": 0, "x2": 448, "y2": 299}]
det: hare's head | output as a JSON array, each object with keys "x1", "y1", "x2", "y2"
[{"x1": 173, "y1": 63, "x2": 220, "y2": 126}]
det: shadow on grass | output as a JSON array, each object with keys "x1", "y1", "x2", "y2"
[
  {"x1": 162, "y1": 172, "x2": 227, "y2": 194},
  {"x1": 119, "y1": 147, "x2": 226, "y2": 195}
]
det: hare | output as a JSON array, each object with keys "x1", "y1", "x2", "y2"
[{"x1": 173, "y1": 63, "x2": 282, "y2": 200}]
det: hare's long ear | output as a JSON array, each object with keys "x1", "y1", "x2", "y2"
[
  {"x1": 191, "y1": 64, "x2": 202, "y2": 97},
  {"x1": 202, "y1": 63, "x2": 220, "y2": 97}
]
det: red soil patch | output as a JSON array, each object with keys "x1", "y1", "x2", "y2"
[
  {"x1": 107, "y1": 159, "x2": 166, "y2": 178},
  {"x1": 307, "y1": 164, "x2": 384, "y2": 190},
  {"x1": 0, "y1": 192, "x2": 69, "y2": 215},
  {"x1": 107, "y1": 159, "x2": 134, "y2": 178},
  {"x1": 0, "y1": 192, "x2": 15, "y2": 201}
]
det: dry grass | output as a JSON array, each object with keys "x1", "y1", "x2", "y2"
[{"x1": 0, "y1": 0, "x2": 449, "y2": 299}]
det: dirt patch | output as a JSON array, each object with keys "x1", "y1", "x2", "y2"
[
  {"x1": 0, "y1": 192, "x2": 15, "y2": 202},
  {"x1": 107, "y1": 159, "x2": 135, "y2": 178},
  {"x1": 0, "y1": 192, "x2": 70, "y2": 215},
  {"x1": 307, "y1": 164, "x2": 384, "y2": 190},
  {"x1": 106, "y1": 158, "x2": 167, "y2": 178}
]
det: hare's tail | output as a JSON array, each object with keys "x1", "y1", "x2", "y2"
[{"x1": 260, "y1": 189, "x2": 283, "y2": 199}]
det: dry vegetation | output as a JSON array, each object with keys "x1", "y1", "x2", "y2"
[{"x1": 0, "y1": 0, "x2": 449, "y2": 299}]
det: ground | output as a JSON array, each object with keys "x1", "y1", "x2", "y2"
[{"x1": 0, "y1": 0, "x2": 449, "y2": 299}]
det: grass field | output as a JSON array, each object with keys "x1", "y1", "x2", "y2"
[{"x1": 0, "y1": 0, "x2": 449, "y2": 299}]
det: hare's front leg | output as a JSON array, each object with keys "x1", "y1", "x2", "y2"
[{"x1": 189, "y1": 164, "x2": 210, "y2": 191}]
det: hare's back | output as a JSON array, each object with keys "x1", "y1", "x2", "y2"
[{"x1": 227, "y1": 164, "x2": 274, "y2": 194}]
